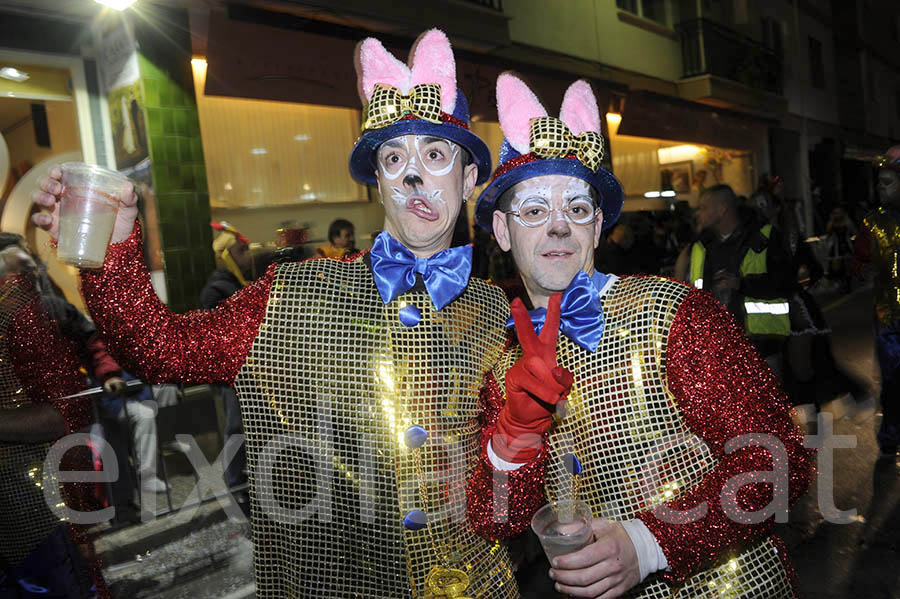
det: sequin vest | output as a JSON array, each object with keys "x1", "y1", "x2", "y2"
[
  {"x1": 863, "y1": 207, "x2": 900, "y2": 328},
  {"x1": 233, "y1": 258, "x2": 518, "y2": 599},
  {"x1": 0, "y1": 280, "x2": 63, "y2": 569},
  {"x1": 496, "y1": 277, "x2": 794, "y2": 599}
]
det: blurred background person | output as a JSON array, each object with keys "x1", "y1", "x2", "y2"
[
  {"x1": 0, "y1": 243, "x2": 112, "y2": 598},
  {"x1": 0, "y1": 237, "x2": 176, "y2": 500},
  {"x1": 747, "y1": 192, "x2": 873, "y2": 434},
  {"x1": 825, "y1": 205, "x2": 856, "y2": 292},
  {"x1": 316, "y1": 218, "x2": 357, "y2": 258},
  {"x1": 594, "y1": 222, "x2": 639, "y2": 274},
  {"x1": 855, "y1": 146, "x2": 900, "y2": 458},
  {"x1": 686, "y1": 184, "x2": 794, "y2": 372},
  {"x1": 201, "y1": 222, "x2": 254, "y2": 517}
]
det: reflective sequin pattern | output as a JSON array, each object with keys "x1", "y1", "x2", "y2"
[
  {"x1": 234, "y1": 258, "x2": 517, "y2": 599},
  {"x1": 863, "y1": 208, "x2": 900, "y2": 327},
  {"x1": 466, "y1": 370, "x2": 548, "y2": 541},
  {"x1": 0, "y1": 278, "x2": 83, "y2": 569},
  {"x1": 488, "y1": 277, "x2": 809, "y2": 598},
  {"x1": 81, "y1": 224, "x2": 273, "y2": 387}
]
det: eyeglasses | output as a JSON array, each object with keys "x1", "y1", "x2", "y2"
[{"x1": 504, "y1": 196, "x2": 598, "y2": 227}]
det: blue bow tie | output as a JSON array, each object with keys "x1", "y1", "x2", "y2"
[
  {"x1": 506, "y1": 270, "x2": 605, "y2": 352},
  {"x1": 369, "y1": 231, "x2": 472, "y2": 311}
]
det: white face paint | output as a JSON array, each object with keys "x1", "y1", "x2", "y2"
[
  {"x1": 374, "y1": 133, "x2": 476, "y2": 259},
  {"x1": 562, "y1": 178, "x2": 591, "y2": 201},
  {"x1": 378, "y1": 136, "x2": 411, "y2": 181},
  {"x1": 510, "y1": 180, "x2": 552, "y2": 211},
  {"x1": 493, "y1": 175, "x2": 603, "y2": 310},
  {"x1": 415, "y1": 135, "x2": 460, "y2": 177},
  {"x1": 390, "y1": 186, "x2": 445, "y2": 207},
  {"x1": 377, "y1": 135, "x2": 461, "y2": 181}
]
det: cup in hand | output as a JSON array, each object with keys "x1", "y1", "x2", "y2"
[
  {"x1": 57, "y1": 162, "x2": 131, "y2": 269},
  {"x1": 531, "y1": 500, "x2": 593, "y2": 560}
]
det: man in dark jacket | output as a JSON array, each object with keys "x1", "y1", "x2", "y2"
[{"x1": 688, "y1": 185, "x2": 794, "y2": 363}]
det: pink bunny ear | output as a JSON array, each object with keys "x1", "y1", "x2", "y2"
[
  {"x1": 356, "y1": 37, "x2": 411, "y2": 101},
  {"x1": 409, "y1": 29, "x2": 457, "y2": 113},
  {"x1": 496, "y1": 72, "x2": 547, "y2": 154},
  {"x1": 559, "y1": 80, "x2": 601, "y2": 135}
]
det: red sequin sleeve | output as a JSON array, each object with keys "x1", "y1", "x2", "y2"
[
  {"x1": 636, "y1": 288, "x2": 814, "y2": 583},
  {"x1": 466, "y1": 370, "x2": 548, "y2": 540},
  {"x1": 7, "y1": 296, "x2": 89, "y2": 431},
  {"x1": 79, "y1": 224, "x2": 273, "y2": 385}
]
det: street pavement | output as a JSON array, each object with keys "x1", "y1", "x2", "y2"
[
  {"x1": 779, "y1": 283, "x2": 900, "y2": 599},
  {"x1": 92, "y1": 283, "x2": 899, "y2": 599}
]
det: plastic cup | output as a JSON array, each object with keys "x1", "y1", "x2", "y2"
[
  {"x1": 57, "y1": 162, "x2": 131, "y2": 269},
  {"x1": 531, "y1": 500, "x2": 593, "y2": 561}
]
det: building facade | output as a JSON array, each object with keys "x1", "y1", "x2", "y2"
[{"x1": 1, "y1": 0, "x2": 898, "y2": 308}]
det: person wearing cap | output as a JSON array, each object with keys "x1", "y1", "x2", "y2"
[
  {"x1": 32, "y1": 30, "x2": 549, "y2": 599},
  {"x1": 854, "y1": 146, "x2": 900, "y2": 458},
  {"x1": 467, "y1": 74, "x2": 813, "y2": 598}
]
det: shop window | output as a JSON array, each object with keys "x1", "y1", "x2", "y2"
[
  {"x1": 617, "y1": 0, "x2": 668, "y2": 25},
  {"x1": 192, "y1": 61, "x2": 369, "y2": 209},
  {"x1": 808, "y1": 36, "x2": 825, "y2": 89}
]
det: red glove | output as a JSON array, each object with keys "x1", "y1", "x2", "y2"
[{"x1": 493, "y1": 293, "x2": 574, "y2": 463}]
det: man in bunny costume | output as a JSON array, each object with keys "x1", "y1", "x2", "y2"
[
  {"x1": 467, "y1": 74, "x2": 814, "y2": 598},
  {"x1": 32, "y1": 31, "x2": 551, "y2": 599}
]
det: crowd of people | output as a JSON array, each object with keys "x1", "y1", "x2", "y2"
[{"x1": 3, "y1": 23, "x2": 899, "y2": 599}]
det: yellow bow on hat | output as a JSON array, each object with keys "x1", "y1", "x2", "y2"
[
  {"x1": 528, "y1": 116, "x2": 605, "y2": 172},
  {"x1": 362, "y1": 82, "x2": 443, "y2": 131}
]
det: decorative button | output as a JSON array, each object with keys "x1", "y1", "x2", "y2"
[
  {"x1": 404, "y1": 425, "x2": 428, "y2": 449},
  {"x1": 562, "y1": 453, "x2": 582, "y2": 475},
  {"x1": 399, "y1": 303, "x2": 422, "y2": 327},
  {"x1": 403, "y1": 509, "x2": 428, "y2": 530}
]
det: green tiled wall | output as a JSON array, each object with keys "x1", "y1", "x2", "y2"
[{"x1": 134, "y1": 33, "x2": 214, "y2": 313}]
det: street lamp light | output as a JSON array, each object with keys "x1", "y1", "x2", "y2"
[{"x1": 94, "y1": 0, "x2": 138, "y2": 10}]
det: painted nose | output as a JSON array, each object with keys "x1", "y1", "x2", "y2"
[{"x1": 403, "y1": 172, "x2": 423, "y2": 188}]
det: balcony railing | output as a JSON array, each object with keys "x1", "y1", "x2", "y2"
[{"x1": 676, "y1": 18, "x2": 783, "y2": 96}]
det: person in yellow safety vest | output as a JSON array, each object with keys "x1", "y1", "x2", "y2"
[{"x1": 688, "y1": 184, "x2": 793, "y2": 362}]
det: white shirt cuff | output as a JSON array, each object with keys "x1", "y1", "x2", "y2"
[
  {"x1": 621, "y1": 519, "x2": 669, "y2": 581},
  {"x1": 486, "y1": 439, "x2": 527, "y2": 471}
]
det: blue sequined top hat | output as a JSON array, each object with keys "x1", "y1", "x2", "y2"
[
  {"x1": 475, "y1": 74, "x2": 624, "y2": 231},
  {"x1": 348, "y1": 29, "x2": 492, "y2": 186}
]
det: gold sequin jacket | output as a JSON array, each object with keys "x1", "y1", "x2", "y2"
[
  {"x1": 469, "y1": 275, "x2": 814, "y2": 598},
  {"x1": 81, "y1": 225, "x2": 547, "y2": 599}
]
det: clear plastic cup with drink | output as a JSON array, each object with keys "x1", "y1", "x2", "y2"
[
  {"x1": 57, "y1": 162, "x2": 131, "y2": 269},
  {"x1": 531, "y1": 500, "x2": 593, "y2": 560}
]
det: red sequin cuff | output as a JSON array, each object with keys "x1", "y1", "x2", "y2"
[
  {"x1": 467, "y1": 371, "x2": 548, "y2": 540},
  {"x1": 80, "y1": 223, "x2": 273, "y2": 386},
  {"x1": 637, "y1": 288, "x2": 814, "y2": 583}
]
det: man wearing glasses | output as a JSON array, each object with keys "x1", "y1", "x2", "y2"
[{"x1": 467, "y1": 74, "x2": 813, "y2": 599}]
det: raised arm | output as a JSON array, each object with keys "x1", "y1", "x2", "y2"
[
  {"x1": 79, "y1": 224, "x2": 272, "y2": 386},
  {"x1": 636, "y1": 288, "x2": 814, "y2": 583}
]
